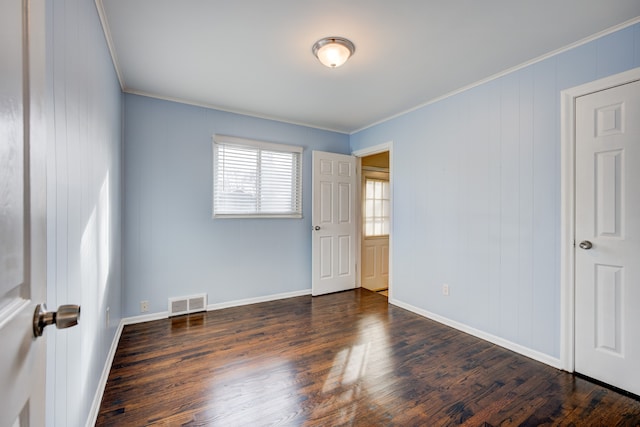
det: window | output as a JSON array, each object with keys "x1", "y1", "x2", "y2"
[
  {"x1": 213, "y1": 135, "x2": 302, "y2": 218},
  {"x1": 364, "y1": 178, "x2": 390, "y2": 236}
]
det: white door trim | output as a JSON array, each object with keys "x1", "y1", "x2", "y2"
[
  {"x1": 560, "y1": 67, "x2": 640, "y2": 372},
  {"x1": 352, "y1": 142, "x2": 393, "y2": 300}
]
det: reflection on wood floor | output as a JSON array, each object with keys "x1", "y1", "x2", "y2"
[{"x1": 97, "y1": 288, "x2": 640, "y2": 426}]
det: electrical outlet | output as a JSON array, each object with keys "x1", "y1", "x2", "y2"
[
  {"x1": 140, "y1": 300, "x2": 149, "y2": 313},
  {"x1": 442, "y1": 284, "x2": 450, "y2": 296},
  {"x1": 106, "y1": 306, "x2": 110, "y2": 328}
]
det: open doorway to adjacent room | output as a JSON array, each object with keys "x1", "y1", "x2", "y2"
[{"x1": 359, "y1": 150, "x2": 390, "y2": 298}]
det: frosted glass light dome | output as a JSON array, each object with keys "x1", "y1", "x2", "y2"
[{"x1": 312, "y1": 37, "x2": 355, "y2": 68}]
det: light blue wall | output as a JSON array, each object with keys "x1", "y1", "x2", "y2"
[
  {"x1": 45, "y1": 0, "x2": 123, "y2": 425},
  {"x1": 123, "y1": 95, "x2": 350, "y2": 316},
  {"x1": 351, "y1": 23, "x2": 640, "y2": 359}
]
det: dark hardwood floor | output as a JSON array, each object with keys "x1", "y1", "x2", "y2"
[{"x1": 97, "y1": 289, "x2": 640, "y2": 426}]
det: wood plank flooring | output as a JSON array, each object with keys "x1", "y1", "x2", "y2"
[{"x1": 97, "y1": 289, "x2": 640, "y2": 426}]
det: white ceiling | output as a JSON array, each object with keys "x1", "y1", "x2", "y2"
[{"x1": 98, "y1": 1, "x2": 640, "y2": 133}]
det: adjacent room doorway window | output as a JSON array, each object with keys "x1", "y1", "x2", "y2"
[
  {"x1": 359, "y1": 149, "x2": 390, "y2": 294},
  {"x1": 364, "y1": 177, "x2": 390, "y2": 237}
]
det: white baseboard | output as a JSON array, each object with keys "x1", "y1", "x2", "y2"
[
  {"x1": 207, "y1": 289, "x2": 311, "y2": 311},
  {"x1": 85, "y1": 320, "x2": 126, "y2": 427},
  {"x1": 122, "y1": 311, "x2": 169, "y2": 325},
  {"x1": 389, "y1": 298, "x2": 562, "y2": 370}
]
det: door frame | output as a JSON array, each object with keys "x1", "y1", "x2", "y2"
[
  {"x1": 352, "y1": 142, "x2": 393, "y2": 300},
  {"x1": 560, "y1": 67, "x2": 640, "y2": 372}
]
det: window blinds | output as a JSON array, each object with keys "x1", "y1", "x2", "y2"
[{"x1": 213, "y1": 135, "x2": 303, "y2": 218}]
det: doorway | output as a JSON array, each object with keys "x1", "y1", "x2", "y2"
[
  {"x1": 560, "y1": 67, "x2": 640, "y2": 396},
  {"x1": 353, "y1": 143, "x2": 393, "y2": 299}
]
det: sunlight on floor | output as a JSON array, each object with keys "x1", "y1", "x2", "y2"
[
  {"x1": 314, "y1": 343, "x2": 370, "y2": 424},
  {"x1": 322, "y1": 343, "x2": 370, "y2": 393},
  {"x1": 207, "y1": 358, "x2": 298, "y2": 424}
]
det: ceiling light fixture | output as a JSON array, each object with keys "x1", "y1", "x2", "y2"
[{"x1": 312, "y1": 37, "x2": 355, "y2": 68}]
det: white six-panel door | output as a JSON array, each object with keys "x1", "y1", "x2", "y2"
[
  {"x1": 574, "y1": 79, "x2": 640, "y2": 396},
  {"x1": 0, "y1": 0, "x2": 47, "y2": 425},
  {"x1": 312, "y1": 151, "x2": 357, "y2": 296}
]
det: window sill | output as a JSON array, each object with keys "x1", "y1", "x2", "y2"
[{"x1": 213, "y1": 214, "x2": 303, "y2": 219}]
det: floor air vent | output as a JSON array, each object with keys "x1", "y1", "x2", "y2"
[{"x1": 168, "y1": 293, "x2": 207, "y2": 317}]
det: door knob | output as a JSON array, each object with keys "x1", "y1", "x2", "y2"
[
  {"x1": 33, "y1": 303, "x2": 81, "y2": 337},
  {"x1": 314, "y1": 226, "x2": 321, "y2": 231},
  {"x1": 579, "y1": 240, "x2": 593, "y2": 250}
]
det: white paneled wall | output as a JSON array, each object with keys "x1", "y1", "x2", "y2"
[{"x1": 45, "y1": 0, "x2": 123, "y2": 425}]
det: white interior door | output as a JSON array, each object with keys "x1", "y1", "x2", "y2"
[
  {"x1": 312, "y1": 151, "x2": 357, "y2": 296},
  {"x1": 361, "y1": 172, "x2": 390, "y2": 291},
  {"x1": 0, "y1": 0, "x2": 47, "y2": 425},
  {"x1": 575, "y1": 79, "x2": 640, "y2": 396}
]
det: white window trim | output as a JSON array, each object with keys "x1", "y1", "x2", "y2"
[{"x1": 212, "y1": 134, "x2": 303, "y2": 219}]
